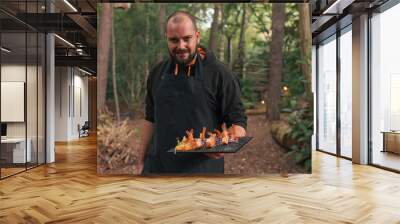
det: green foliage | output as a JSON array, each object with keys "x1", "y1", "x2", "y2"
[
  {"x1": 107, "y1": 3, "x2": 308, "y2": 120},
  {"x1": 281, "y1": 95, "x2": 297, "y2": 113},
  {"x1": 240, "y1": 77, "x2": 258, "y2": 109},
  {"x1": 286, "y1": 103, "x2": 313, "y2": 173},
  {"x1": 282, "y1": 4, "x2": 304, "y2": 98}
]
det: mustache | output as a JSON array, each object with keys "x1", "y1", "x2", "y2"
[{"x1": 174, "y1": 49, "x2": 189, "y2": 54}]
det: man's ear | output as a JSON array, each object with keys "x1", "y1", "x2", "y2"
[{"x1": 196, "y1": 31, "x2": 200, "y2": 44}]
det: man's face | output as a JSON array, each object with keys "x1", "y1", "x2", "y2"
[{"x1": 166, "y1": 17, "x2": 200, "y2": 65}]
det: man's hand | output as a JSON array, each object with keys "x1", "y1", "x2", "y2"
[
  {"x1": 134, "y1": 120, "x2": 154, "y2": 175},
  {"x1": 204, "y1": 124, "x2": 246, "y2": 160},
  {"x1": 134, "y1": 150, "x2": 145, "y2": 175},
  {"x1": 229, "y1": 124, "x2": 246, "y2": 138},
  {"x1": 205, "y1": 152, "x2": 224, "y2": 159},
  {"x1": 135, "y1": 161, "x2": 144, "y2": 175}
]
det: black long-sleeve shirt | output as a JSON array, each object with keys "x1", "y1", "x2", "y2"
[{"x1": 145, "y1": 48, "x2": 247, "y2": 130}]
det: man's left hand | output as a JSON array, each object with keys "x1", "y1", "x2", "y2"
[
  {"x1": 204, "y1": 124, "x2": 246, "y2": 159},
  {"x1": 205, "y1": 152, "x2": 224, "y2": 159},
  {"x1": 229, "y1": 124, "x2": 246, "y2": 138}
]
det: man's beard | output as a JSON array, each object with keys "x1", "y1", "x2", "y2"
[{"x1": 170, "y1": 46, "x2": 198, "y2": 65}]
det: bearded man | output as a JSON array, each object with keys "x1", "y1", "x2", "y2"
[{"x1": 136, "y1": 11, "x2": 247, "y2": 174}]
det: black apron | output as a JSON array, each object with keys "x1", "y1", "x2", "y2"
[{"x1": 144, "y1": 55, "x2": 224, "y2": 174}]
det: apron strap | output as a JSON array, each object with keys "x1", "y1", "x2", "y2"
[{"x1": 160, "y1": 54, "x2": 204, "y2": 81}]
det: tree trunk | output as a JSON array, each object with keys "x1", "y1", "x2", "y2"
[
  {"x1": 218, "y1": 5, "x2": 225, "y2": 62},
  {"x1": 144, "y1": 5, "x2": 150, "y2": 98},
  {"x1": 233, "y1": 3, "x2": 248, "y2": 78},
  {"x1": 298, "y1": 3, "x2": 312, "y2": 100},
  {"x1": 97, "y1": 4, "x2": 113, "y2": 111},
  {"x1": 219, "y1": 32, "x2": 225, "y2": 62},
  {"x1": 227, "y1": 36, "x2": 232, "y2": 68},
  {"x1": 111, "y1": 15, "x2": 120, "y2": 122},
  {"x1": 157, "y1": 4, "x2": 166, "y2": 63},
  {"x1": 135, "y1": 66, "x2": 141, "y2": 103},
  {"x1": 267, "y1": 3, "x2": 285, "y2": 121},
  {"x1": 209, "y1": 4, "x2": 221, "y2": 53}
]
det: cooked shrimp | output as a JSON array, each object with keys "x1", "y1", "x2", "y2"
[{"x1": 206, "y1": 132, "x2": 216, "y2": 148}]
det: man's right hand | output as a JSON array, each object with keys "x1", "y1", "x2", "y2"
[
  {"x1": 134, "y1": 149, "x2": 145, "y2": 175},
  {"x1": 135, "y1": 120, "x2": 154, "y2": 175},
  {"x1": 134, "y1": 161, "x2": 144, "y2": 175}
]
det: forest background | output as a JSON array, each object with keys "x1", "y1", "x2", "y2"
[{"x1": 97, "y1": 3, "x2": 313, "y2": 174}]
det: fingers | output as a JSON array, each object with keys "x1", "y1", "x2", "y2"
[
  {"x1": 215, "y1": 153, "x2": 224, "y2": 158},
  {"x1": 205, "y1": 153, "x2": 224, "y2": 159},
  {"x1": 229, "y1": 125, "x2": 246, "y2": 137},
  {"x1": 135, "y1": 162, "x2": 144, "y2": 175}
]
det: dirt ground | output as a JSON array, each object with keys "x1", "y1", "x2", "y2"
[{"x1": 224, "y1": 114, "x2": 305, "y2": 174}]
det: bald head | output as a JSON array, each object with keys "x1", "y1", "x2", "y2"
[{"x1": 166, "y1": 11, "x2": 198, "y2": 33}]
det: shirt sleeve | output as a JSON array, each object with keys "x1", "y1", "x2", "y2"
[
  {"x1": 219, "y1": 71, "x2": 247, "y2": 130},
  {"x1": 145, "y1": 69, "x2": 155, "y2": 123}
]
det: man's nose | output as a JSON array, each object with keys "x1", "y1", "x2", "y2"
[{"x1": 178, "y1": 39, "x2": 185, "y2": 49}]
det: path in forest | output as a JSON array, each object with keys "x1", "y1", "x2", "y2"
[{"x1": 224, "y1": 114, "x2": 305, "y2": 174}]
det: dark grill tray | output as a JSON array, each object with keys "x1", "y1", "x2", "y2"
[{"x1": 167, "y1": 136, "x2": 253, "y2": 153}]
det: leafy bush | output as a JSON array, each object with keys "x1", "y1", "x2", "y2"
[
  {"x1": 285, "y1": 102, "x2": 313, "y2": 172},
  {"x1": 281, "y1": 95, "x2": 297, "y2": 113},
  {"x1": 240, "y1": 77, "x2": 258, "y2": 109}
]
